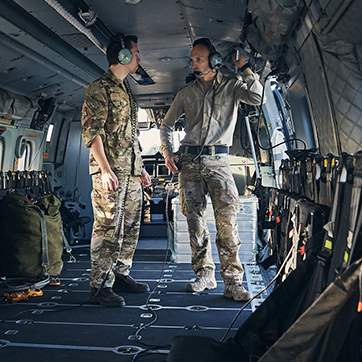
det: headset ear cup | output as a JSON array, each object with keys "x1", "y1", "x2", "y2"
[
  {"x1": 208, "y1": 53, "x2": 213, "y2": 69},
  {"x1": 118, "y1": 48, "x2": 133, "y2": 65},
  {"x1": 209, "y1": 52, "x2": 223, "y2": 70}
]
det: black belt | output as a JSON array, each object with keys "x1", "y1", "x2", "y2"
[{"x1": 180, "y1": 145, "x2": 229, "y2": 155}]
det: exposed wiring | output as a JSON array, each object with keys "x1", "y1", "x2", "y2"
[
  {"x1": 257, "y1": 131, "x2": 307, "y2": 151},
  {"x1": 220, "y1": 239, "x2": 295, "y2": 342},
  {"x1": 254, "y1": 72, "x2": 307, "y2": 151},
  {"x1": 29, "y1": 103, "x2": 59, "y2": 170}
]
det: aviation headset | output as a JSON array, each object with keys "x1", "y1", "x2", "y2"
[
  {"x1": 193, "y1": 38, "x2": 223, "y2": 70},
  {"x1": 117, "y1": 34, "x2": 133, "y2": 65}
]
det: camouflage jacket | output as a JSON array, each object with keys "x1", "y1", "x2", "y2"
[{"x1": 81, "y1": 70, "x2": 142, "y2": 176}]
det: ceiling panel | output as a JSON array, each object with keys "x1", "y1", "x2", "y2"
[{"x1": 0, "y1": 0, "x2": 248, "y2": 109}]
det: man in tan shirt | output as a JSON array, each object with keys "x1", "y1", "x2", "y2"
[{"x1": 160, "y1": 38, "x2": 263, "y2": 301}]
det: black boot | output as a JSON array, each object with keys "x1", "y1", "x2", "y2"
[
  {"x1": 89, "y1": 287, "x2": 126, "y2": 307},
  {"x1": 113, "y1": 274, "x2": 150, "y2": 293}
]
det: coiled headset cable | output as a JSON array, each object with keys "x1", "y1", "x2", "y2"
[{"x1": 130, "y1": 174, "x2": 177, "y2": 361}]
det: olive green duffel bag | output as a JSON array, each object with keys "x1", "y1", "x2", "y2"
[{"x1": 0, "y1": 193, "x2": 64, "y2": 280}]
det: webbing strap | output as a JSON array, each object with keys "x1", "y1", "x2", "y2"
[
  {"x1": 343, "y1": 175, "x2": 361, "y2": 267},
  {"x1": 327, "y1": 166, "x2": 354, "y2": 283},
  {"x1": 38, "y1": 208, "x2": 49, "y2": 274},
  {"x1": 281, "y1": 201, "x2": 300, "y2": 281},
  {"x1": 347, "y1": 152, "x2": 362, "y2": 266},
  {"x1": 316, "y1": 166, "x2": 343, "y2": 274},
  {"x1": 22, "y1": 203, "x2": 49, "y2": 275},
  {"x1": 61, "y1": 225, "x2": 76, "y2": 263},
  {"x1": 322, "y1": 172, "x2": 342, "y2": 250},
  {"x1": 283, "y1": 216, "x2": 301, "y2": 281},
  {"x1": 305, "y1": 157, "x2": 315, "y2": 200},
  {"x1": 325, "y1": 156, "x2": 334, "y2": 205},
  {"x1": 348, "y1": 208, "x2": 361, "y2": 267}
]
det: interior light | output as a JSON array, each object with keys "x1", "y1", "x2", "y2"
[
  {"x1": 46, "y1": 124, "x2": 54, "y2": 143},
  {"x1": 125, "y1": 0, "x2": 142, "y2": 4},
  {"x1": 160, "y1": 57, "x2": 172, "y2": 63}
]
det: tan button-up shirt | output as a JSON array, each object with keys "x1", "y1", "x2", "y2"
[
  {"x1": 160, "y1": 69, "x2": 263, "y2": 155},
  {"x1": 81, "y1": 71, "x2": 143, "y2": 176}
]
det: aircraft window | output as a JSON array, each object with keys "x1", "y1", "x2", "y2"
[
  {"x1": 139, "y1": 128, "x2": 161, "y2": 156},
  {"x1": 157, "y1": 164, "x2": 169, "y2": 177},
  {"x1": 16, "y1": 141, "x2": 32, "y2": 171},
  {"x1": 0, "y1": 138, "x2": 4, "y2": 171},
  {"x1": 144, "y1": 163, "x2": 155, "y2": 176},
  {"x1": 46, "y1": 124, "x2": 55, "y2": 143},
  {"x1": 139, "y1": 127, "x2": 185, "y2": 156},
  {"x1": 138, "y1": 108, "x2": 151, "y2": 127},
  {"x1": 271, "y1": 82, "x2": 295, "y2": 149}
]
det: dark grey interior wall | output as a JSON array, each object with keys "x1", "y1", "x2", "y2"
[
  {"x1": 321, "y1": 38, "x2": 362, "y2": 154},
  {"x1": 291, "y1": 0, "x2": 362, "y2": 156},
  {"x1": 286, "y1": 78, "x2": 316, "y2": 151},
  {"x1": 298, "y1": 34, "x2": 341, "y2": 155},
  {"x1": 43, "y1": 111, "x2": 93, "y2": 240},
  {"x1": 316, "y1": 0, "x2": 362, "y2": 154},
  {"x1": 60, "y1": 120, "x2": 93, "y2": 239},
  {"x1": 45, "y1": 110, "x2": 74, "y2": 164}
]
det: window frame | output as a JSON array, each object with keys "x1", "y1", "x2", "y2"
[
  {"x1": 16, "y1": 140, "x2": 33, "y2": 171},
  {"x1": 0, "y1": 137, "x2": 4, "y2": 171}
]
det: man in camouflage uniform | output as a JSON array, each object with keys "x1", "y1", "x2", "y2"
[
  {"x1": 160, "y1": 38, "x2": 262, "y2": 301},
  {"x1": 81, "y1": 34, "x2": 151, "y2": 307}
]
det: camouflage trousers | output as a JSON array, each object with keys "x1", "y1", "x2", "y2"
[
  {"x1": 90, "y1": 172, "x2": 142, "y2": 288},
  {"x1": 179, "y1": 154, "x2": 244, "y2": 284}
]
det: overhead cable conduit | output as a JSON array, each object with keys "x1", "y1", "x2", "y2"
[
  {"x1": 0, "y1": 0, "x2": 104, "y2": 79},
  {"x1": 42, "y1": 0, "x2": 106, "y2": 54}
]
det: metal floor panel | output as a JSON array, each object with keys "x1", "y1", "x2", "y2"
[{"x1": 0, "y1": 246, "x2": 269, "y2": 362}]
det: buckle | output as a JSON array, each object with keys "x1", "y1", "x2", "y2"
[{"x1": 209, "y1": 146, "x2": 216, "y2": 156}]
